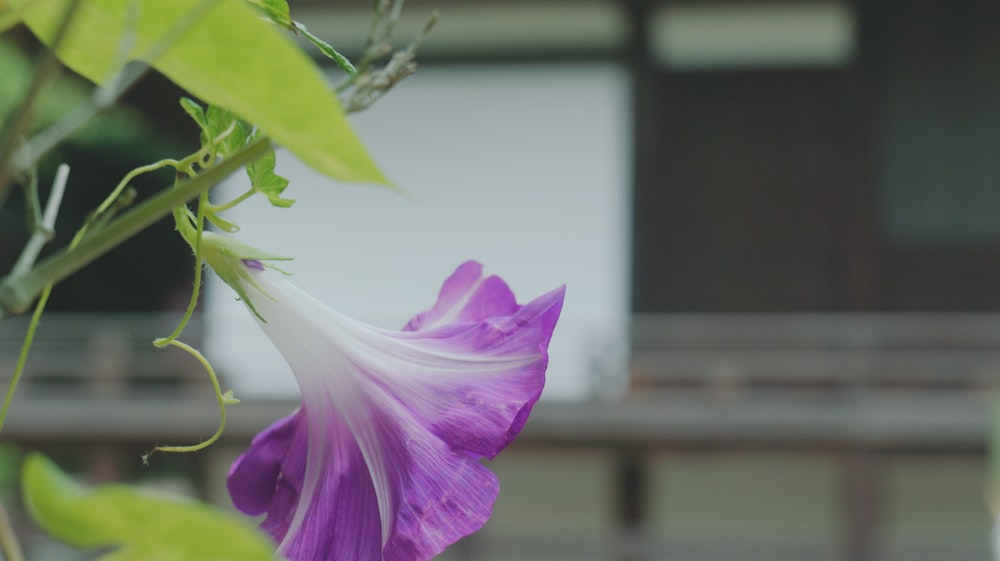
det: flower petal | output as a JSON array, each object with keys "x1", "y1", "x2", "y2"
[
  {"x1": 226, "y1": 262, "x2": 565, "y2": 561},
  {"x1": 228, "y1": 409, "x2": 308, "y2": 545},
  {"x1": 378, "y1": 285, "x2": 565, "y2": 458},
  {"x1": 276, "y1": 405, "x2": 385, "y2": 561},
  {"x1": 227, "y1": 410, "x2": 300, "y2": 516},
  {"x1": 383, "y1": 406, "x2": 499, "y2": 561},
  {"x1": 403, "y1": 260, "x2": 519, "y2": 332}
]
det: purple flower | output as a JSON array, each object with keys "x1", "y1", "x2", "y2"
[{"x1": 226, "y1": 260, "x2": 565, "y2": 561}]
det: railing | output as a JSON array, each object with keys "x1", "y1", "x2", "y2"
[
  {"x1": 0, "y1": 312, "x2": 210, "y2": 397},
  {"x1": 2, "y1": 312, "x2": 998, "y2": 561},
  {"x1": 630, "y1": 313, "x2": 1000, "y2": 397}
]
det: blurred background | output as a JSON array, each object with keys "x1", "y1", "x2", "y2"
[{"x1": 3, "y1": 0, "x2": 1000, "y2": 560}]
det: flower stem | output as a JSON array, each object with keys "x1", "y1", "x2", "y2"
[{"x1": 0, "y1": 136, "x2": 272, "y2": 319}]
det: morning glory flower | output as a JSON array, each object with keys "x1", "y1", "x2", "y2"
[{"x1": 224, "y1": 259, "x2": 565, "y2": 561}]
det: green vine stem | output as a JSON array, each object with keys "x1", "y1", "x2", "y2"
[
  {"x1": 146, "y1": 339, "x2": 237, "y2": 456},
  {"x1": 0, "y1": 136, "x2": 272, "y2": 319},
  {"x1": 89, "y1": 159, "x2": 182, "y2": 224},
  {"x1": 0, "y1": 497, "x2": 24, "y2": 561},
  {"x1": 0, "y1": 284, "x2": 52, "y2": 434},
  {"x1": 206, "y1": 187, "x2": 256, "y2": 213},
  {"x1": 155, "y1": 193, "x2": 208, "y2": 347}
]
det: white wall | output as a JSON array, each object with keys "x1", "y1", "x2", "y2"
[{"x1": 204, "y1": 63, "x2": 630, "y2": 401}]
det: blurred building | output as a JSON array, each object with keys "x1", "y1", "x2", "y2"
[{"x1": 3, "y1": 1, "x2": 1000, "y2": 561}]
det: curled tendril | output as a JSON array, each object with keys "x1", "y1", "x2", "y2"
[{"x1": 147, "y1": 339, "x2": 239, "y2": 456}]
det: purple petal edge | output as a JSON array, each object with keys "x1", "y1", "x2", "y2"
[{"x1": 404, "y1": 260, "x2": 519, "y2": 332}]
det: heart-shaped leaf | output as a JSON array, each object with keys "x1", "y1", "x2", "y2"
[{"x1": 22, "y1": 453, "x2": 277, "y2": 561}]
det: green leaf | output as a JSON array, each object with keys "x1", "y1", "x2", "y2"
[
  {"x1": 246, "y1": 0, "x2": 293, "y2": 30},
  {"x1": 182, "y1": 99, "x2": 253, "y2": 165},
  {"x1": 293, "y1": 21, "x2": 356, "y2": 75},
  {"x1": 11, "y1": 0, "x2": 390, "y2": 185},
  {"x1": 22, "y1": 453, "x2": 277, "y2": 561},
  {"x1": 205, "y1": 104, "x2": 248, "y2": 159},
  {"x1": 179, "y1": 97, "x2": 208, "y2": 133},
  {"x1": 205, "y1": 210, "x2": 241, "y2": 232},
  {"x1": 246, "y1": 0, "x2": 354, "y2": 74},
  {"x1": 247, "y1": 131, "x2": 293, "y2": 207}
]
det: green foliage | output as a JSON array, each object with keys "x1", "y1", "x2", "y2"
[
  {"x1": 293, "y1": 21, "x2": 357, "y2": 75},
  {"x1": 246, "y1": 0, "x2": 356, "y2": 74},
  {"x1": 180, "y1": 97, "x2": 293, "y2": 209},
  {"x1": 245, "y1": 0, "x2": 292, "y2": 30},
  {"x1": 204, "y1": 105, "x2": 249, "y2": 161},
  {"x1": 178, "y1": 96, "x2": 208, "y2": 130},
  {"x1": 180, "y1": 97, "x2": 248, "y2": 160},
  {"x1": 22, "y1": 453, "x2": 277, "y2": 561},
  {"x1": 11, "y1": 0, "x2": 389, "y2": 185},
  {"x1": 246, "y1": 130, "x2": 293, "y2": 208}
]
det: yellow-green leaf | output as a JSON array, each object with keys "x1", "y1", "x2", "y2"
[
  {"x1": 0, "y1": 3, "x2": 19, "y2": 35},
  {"x1": 11, "y1": 0, "x2": 389, "y2": 185},
  {"x1": 22, "y1": 453, "x2": 277, "y2": 561}
]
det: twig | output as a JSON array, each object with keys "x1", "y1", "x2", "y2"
[
  {"x1": 343, "y1": 10, "x2": 437, "y2": 113},
  {"x1": 336, "y1": 0, "x2": 437, "y2": 113},
  {"x1": 12, "y1": 165, "x2": 70, "y2": 277}
]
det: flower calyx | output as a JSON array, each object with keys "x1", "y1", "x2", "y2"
[{"x1": 197, "y1": 231, "x2": 292, "y2": 320}]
